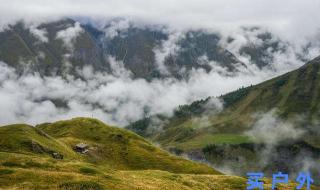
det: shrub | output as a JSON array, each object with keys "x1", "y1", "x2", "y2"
[
  {"x1": 59, "y1": 181, "x2": 104, "y2": 190},
  {"x1": 2, "y1": 161, "x2": 21, "y2": 167},
  {"x1": 25, "y1": 160, "x2": 50, "y2": 168},
  {"x1": 0, "y1": 169, "x2": 15, "y2": 175},
  {"x1": 79, "y1": 167, "x2": 98, "y2": 175}
]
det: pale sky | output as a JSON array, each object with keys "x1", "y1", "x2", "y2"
[{"x1": 0, "y1": 0, "x2": 320, "y2": 40}]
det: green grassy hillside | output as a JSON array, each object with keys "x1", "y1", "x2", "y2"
[
  {"x1": 0, "y1": 118, "x2": 222, "y2": 190},
  {"x1": 36, "y1": 117, "x2": 219, "y2": 174},
  {"x1": 129, "y1": 56, "x2": 320, "y2": 148},
  {"x1": 127, "y1": 56, "x2": 320, "y2": 177},
  {"x1": 0, "y1": 124, "x2": 77, "y2": 158},
  {"x1": 0, "y1": 118, "x2": 307, "y2": 189}
]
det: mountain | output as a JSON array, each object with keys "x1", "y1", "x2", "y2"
[
  {"x1": 127, "y1": 55, "x2": 320, "y2": 176},
  {"x1": 100, "y1": 28, "x2": 245, "y2": 79},
  {"x1": 1, "y1": 18, "x2": 287, "y2": 80},
  {"x1": 0, "y1": 19, "x2": 109, "y2": 76}
]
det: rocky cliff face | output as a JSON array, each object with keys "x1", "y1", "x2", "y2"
[
  {"x1": 0, "y1": 19, "x2": 109, "y2": 76},
  {"x1": 1, "y1": 18, "x2": 288, "y2": 80}
]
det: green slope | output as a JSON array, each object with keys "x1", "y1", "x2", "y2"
[
  {"x1": 0, "y1": 118, "x2": 219, "y2": 174},
  {"x1": 127, "y1": 56, "x2": 320, "y2": 176},
  {"x1": 0, "y1": 118, "x2": 308, "y2": 189},
  {"x1": 36, "y1": 117, "x2": 219, "y2": 174},
  {"x1": 0, "y1": 124, "x2": 77, "y2": 158},
  {"x1": 129, "y1": 56, "x2": 320, "y2": 148}
]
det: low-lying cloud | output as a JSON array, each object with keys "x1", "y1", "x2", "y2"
[
  {"x1": 29, "y1": 25, "x2": 49, "y2": 43},
  {"x1": 206, "y1": 110, "x2": 319, "y2": 177},
  {"x1": 245, "y1": 110, "x2": 306, "y2": 144},
  {"x1": 56, "y1": 22, "x2": 84, "y2": 50},
  {"x1": 0, "y1": 48, "x2": 303, "y2": 127}
]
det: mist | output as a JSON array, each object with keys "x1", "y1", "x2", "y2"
[
  {"x1": 0, "y1": 11, "x2": 317, "y2": 126},
  {"x1": 1, "y1": 0, "x2": 320, "y2": 40},
  {"x1": 204, "y1": 110, "x2": 320, "y2": 178},
  {"x1": 0, "y1": 45, "x2": 304, "y2": 127}
]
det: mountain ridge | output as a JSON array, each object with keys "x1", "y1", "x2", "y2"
[
  {"x1": 127, "y1": 55, "x2": 320, "y2": 176},
  {"x1": 0, "y1": 18, "x2": 290, "y2": 80}
]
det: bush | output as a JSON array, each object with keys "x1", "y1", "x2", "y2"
[
  {"x1": 2, "y1": 161, "x2": 21, "y2": 167},
  {"x1": 59, "y1": 181, "x2": 104, "y2": 190},
  {"x1": 79, "y1": 167, "x2": 98, "y2": 175},
  {"x1": 25, "y1": 160, "x2": 51, "y2": 168},
  {"x1": 222, "y1": 87, "x2": 250, "y2": 107},
  {"x1": 0, "y1": 169, "x2": 15, "y2": 175}
]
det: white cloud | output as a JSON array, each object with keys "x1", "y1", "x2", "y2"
[
  {"x1": 153, "y1": 31, "x2": 185, "y2": 74},
  {"x1": 56, "y1": 22, "x2": 83, "y2": 50},
  {"x1": 0, "y1": 0, "x2": 319, "y2": 42},
  {"x1": 107, "y1": 56, "x2": 132, "y2": 78},
  {"x1": 245, "y1": 110, "x2": 305, "y2": 144},
  {"x1": 29, "y1": 25, "x2": 49, "y2": 43},
  {"x1": 0, "y1": 50, "x2": 304, "y2": 127},
  {"x1": 104, "y1": 19, "x2": 130, "y2": 38}
]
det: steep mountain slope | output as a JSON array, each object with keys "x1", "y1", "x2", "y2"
[
  {"x1": 0, "y1": 118, "x2": 307, "y2": 189},
  {"x1": 0, "y1": 19, "x2": 109, "y2": 76},
  {"x1": 85, "y1": 24, "x2": 246, "y2": 79},
  {"x1": 237, "y1": 27, "x2": 288, "y2": 68},
  {"x1": 163, "y1": 31, "x2": 244, "y2": 78},
  {"x1": 0, "y1": 18, "x2": 265, "y2": 80},
  {"x1": 101, "y1": 27, "x2": 167, "y2": 79},
  {"x1": 128, "y1": 55, "x2": 320, "y2": 175}
]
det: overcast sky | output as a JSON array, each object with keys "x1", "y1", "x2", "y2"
[{"x1": 1, "y1": 0, "x2": 320, "y2": 40}]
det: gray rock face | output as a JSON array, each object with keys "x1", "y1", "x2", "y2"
[
  {"x1": 0, "y1": 19, "x2": 248, "y2": 80},
  {"x1": 0, "y1": 19, "x2": 109, "y2": 77}
]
